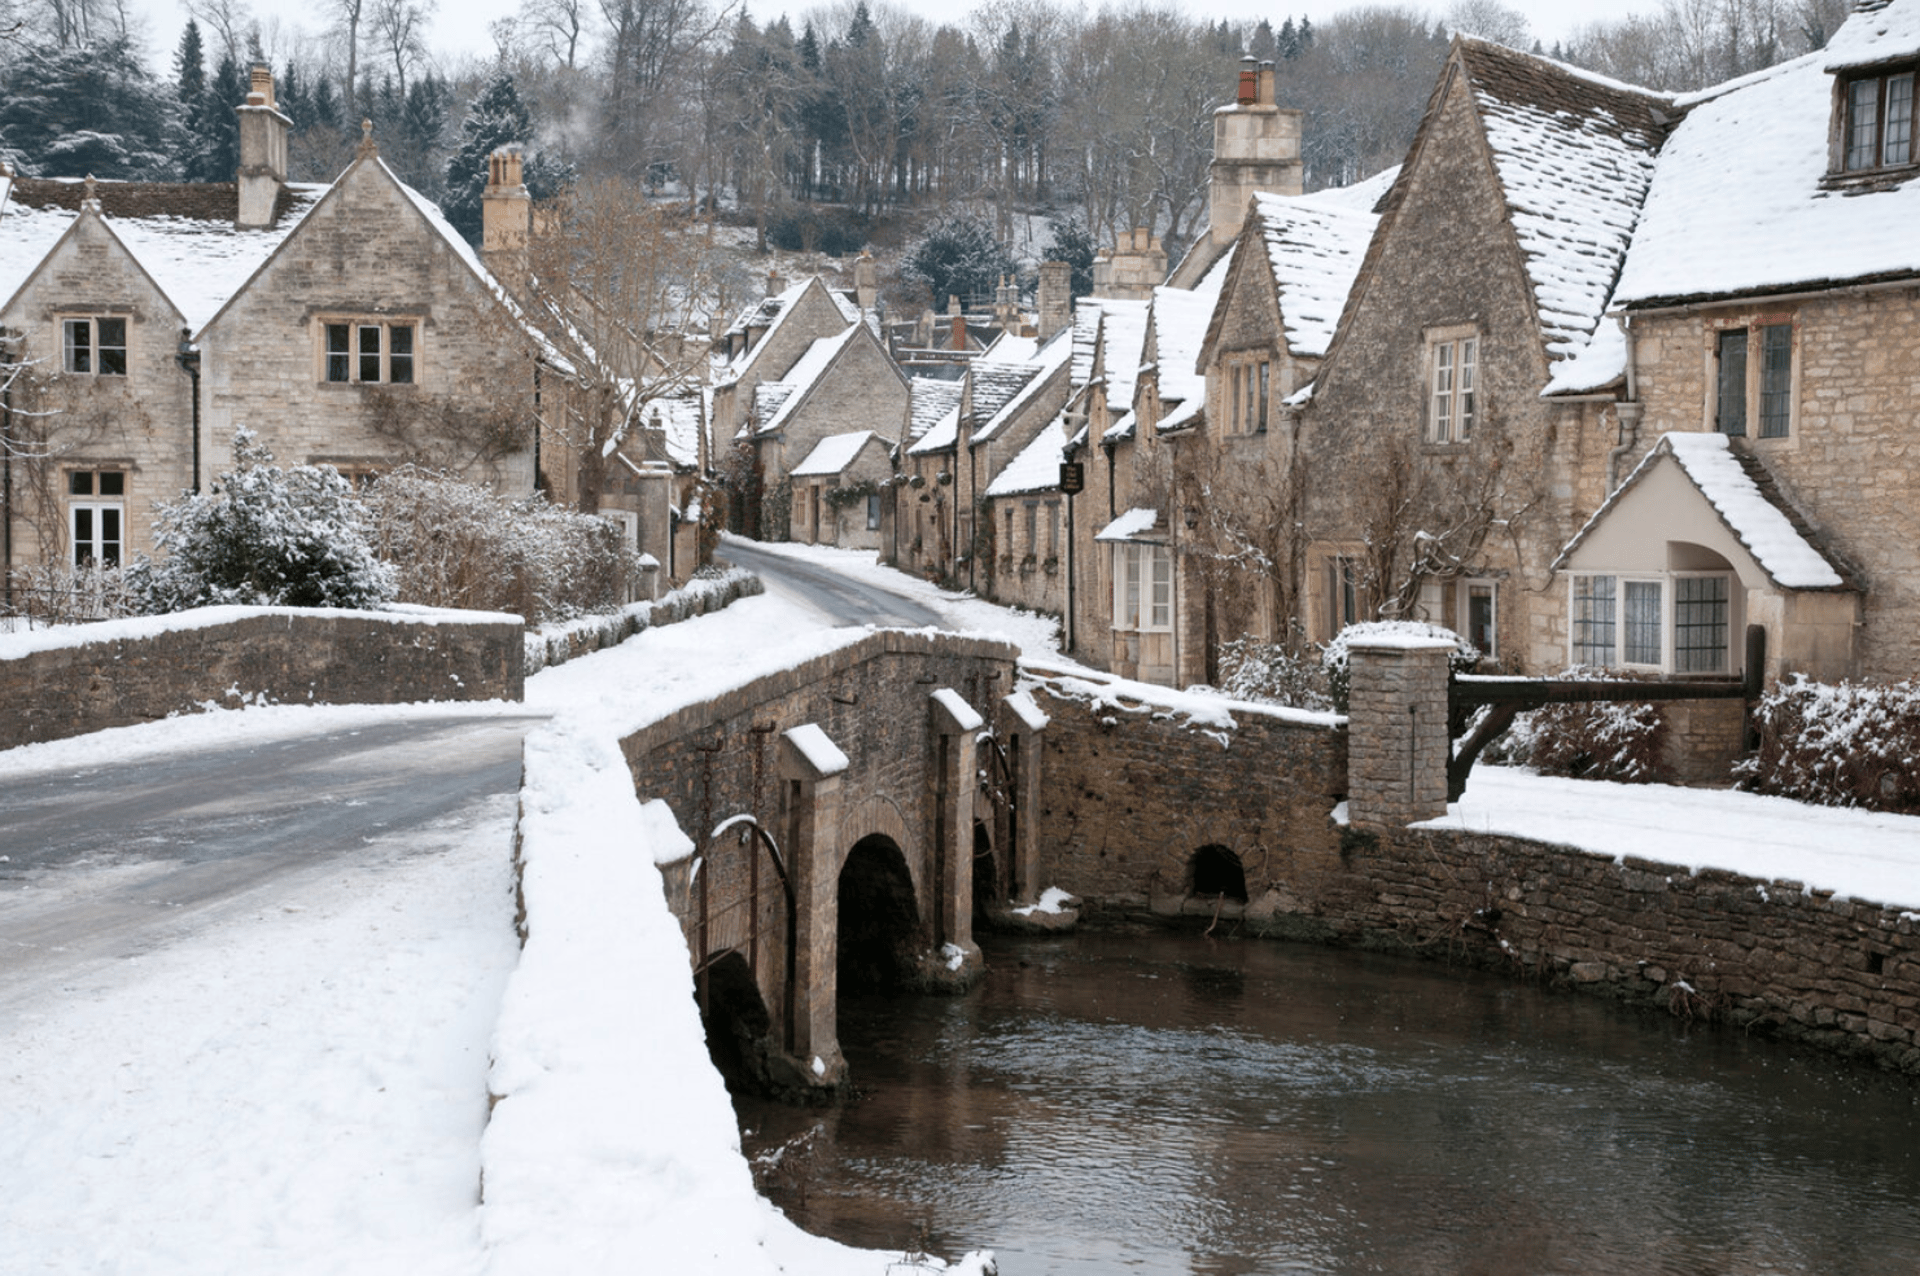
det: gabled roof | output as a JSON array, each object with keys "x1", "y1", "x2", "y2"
[
  {"x1": 1613, "y1": 3, "x2": 1920, "y2": 309},
  {"x1": 1146, "y1": 245, "x2": 1236, "y2": 435},
  {"x1": 1070, "y1": 297, "x2": 1151, "y2": 407},
  {"x1": 0, "y1": 176, "x2": 326, "y2": 328},
  {"x1": 1094, "y1": 507, "x2": 1164, "y2": 543},
  {"x1": 908, "y1": 375, "x2": 964, "y2": 441},
  {"x1": 1554, "y1": 432, "x2": 1854, "y2": 590},
  {"x1": 1824, "y1": 0, "x2": 1920, "y2": 70},
  {"x1": 984, "y1": 417, "x2": 1070, "y2": 498},
  {"x1": 716, "y1": 276, "x2": 859, "y2": 387},
  {"x1": 792, "y1": 430, "x2": 883, "y2": 478},
  {"x1": 627, "y1": 389, "x2": 703, "y2": 468},
  {"x1": 972, "y1": 327, "x2": 1073, "y2": 447},
  {"x1": 1458, "y1": 39, "x2": 1671, "y2": 366},
  {"x1": 753, "y1": 325, "x2": 864, "y2": 435},
  {"x1": 1246, "y1": 189, "x2": 1381, "y2": 360}
]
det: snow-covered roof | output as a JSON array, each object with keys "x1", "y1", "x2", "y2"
[
  {"x1": 1460, "y1": 39, "x2": 1670, "y2": 365},
  {"x1": 791, "y1": 430, "x2": 880, "y2": 478},
  {"x1": 1614, "y1": 26, "x2": 1920, "y2": 307},
  {"x1": 907, "y1": 375, "x2": 964, "y2": 441},
  {"x1": 973, "y1": 327, "x2": 1072, "y2": 446},
  {"x1": 1070, "y1": 297, "x2": 1151, "y2": 409},
  {"x1": 908, "y1": 403, "x2": 960, "y2": 456},
  {"x1": 628, "y1": 390, "x2": 703, "y2": 468},
  {"x1": 0, "y1": 177, "x2": 328, "y2": 330},
  {"x1": 1555, "y1": 432, "x2": 1852, "y2": 590},
  {"x1": 716, "y1": 277, "x2": 858, "y2": 387},
  {"x1": 984, "y1": 418, "x2": 1068, "y2": 497},
  {"x1": 1250, "y1": 190, "x2": 1381, "y2": 359},
  {"x1": 1824, "y1": 0, "x2": 1920, "y2": 70},
  {"x1": 753, "y1": 325, "x2": 862, "y2": 435},
  {"x1": 1295, "y1": 165, "x2": 1401, "y2": 214},
  {"x1": 1146, "y1": 244, "x2": 1236, "y2": 434},
  {"x1": 1094, "y1": 507, "x2": 1163, "y2": 543}
]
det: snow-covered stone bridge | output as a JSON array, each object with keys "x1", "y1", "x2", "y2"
[{"x1": 628, "y1": 630, "x2": 1045, "y2": 1095}]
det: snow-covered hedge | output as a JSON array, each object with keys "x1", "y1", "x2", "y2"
[
  {"x1": 365, "y1": 468, "x2": 638, "y2": 625},
  {"x1": 522, "y1": 568, "x2": 763, "y2": 674},
  {"x1": 1212, "y1": 635, "x2": 1334, "y2": 712},
  {"x1": 1736, "y1": 676, "x2": 1920, "y2": 813},
  {"x1": 1502, "y1": 668, "x2": 1670, "y2": 785}
]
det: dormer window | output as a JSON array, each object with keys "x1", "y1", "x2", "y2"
[{"x1": 1841, "y1": 66, "x2": 1915, "y2": 172}]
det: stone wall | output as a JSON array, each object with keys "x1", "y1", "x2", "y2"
[
  {"x1": 1026, "y1": 666, "x2": 1348, "y2": 913},
  {"x1": 1627, "y1": 288, "x2": 1920, "y2": 682},
  {"x1": 0, "y1": 605, "x2": 523, "y2": 748}
]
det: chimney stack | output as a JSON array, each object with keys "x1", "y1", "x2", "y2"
[
  {"x1": 1208, "y1": 57, "x2": 1301, "y2": 252},
  {"x1": 1091, "y1": 229, "x2": 1166, "y2": 301},
  {"x1": 1037, "y1": 260, "x2": 1072, "y2": 340},
  {"x1": 482, "y1": 148, "x2": 531, "y2": 276},
  {"x1": 235, "y1": 63, "x2": 290, "y2": 229},
  {"x1": 766, "y1": 269, "x2": 786, "y2": 298},
  {"x1": 949, "y1": 295, "x2": 967, "y2": 351},
  {"x1": 854, "y1": 251, "x2": 879, "y2": 312}
]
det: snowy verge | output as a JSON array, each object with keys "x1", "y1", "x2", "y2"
[{"x1": 484, "y1": 710, "x2": 994, "y2": 1275}]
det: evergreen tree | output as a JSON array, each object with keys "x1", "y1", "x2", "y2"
[
  {"x1": 0, "y1": 36, "x2": 175, "y2": 179},
  {"x1": 174, "y1": 20, "x2": 206, "y2": 106},
  {"x1": 183, "y1": 54, "x2": 245, "y2": 183},
  {"x1": 442, "y1": 73, "x2": 533, "y2": 241},
  {"x1": 1278, "y1": 17, "x2": 1300, "y2": 60}
]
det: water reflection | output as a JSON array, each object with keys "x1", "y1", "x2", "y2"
[{"x1": 734, "y1": 930, "x2": 1920, "y2": 1275}]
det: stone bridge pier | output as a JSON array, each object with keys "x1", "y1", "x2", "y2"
[{"x1": 631, "y1": 631, "x2": 1045, "y2": 1098}]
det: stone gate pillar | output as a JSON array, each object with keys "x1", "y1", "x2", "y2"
[
  {"x1": 928, "y1": 688, "x2": 985, "y2": 986},
  {"x1": 1002, "y1": 690, "x2": 1050, "y2": 903},
  {"x1": 778, "y1": 723, "x2": 848, "y2": 1090},
  {"x1": 1345, "y1": 637, "x2": 1453, "y2": 829}
]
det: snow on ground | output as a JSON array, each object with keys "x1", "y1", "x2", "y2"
[
  {"x1": 1426, "y1": 767, "x2": 1920, "y2": 909},
  {"x1": 1, "y1": 797, "x2": 519, "y2": 1276}
]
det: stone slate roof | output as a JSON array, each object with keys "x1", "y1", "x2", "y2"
[
  {"x1": 908, "y1": 375, "x2": 964, "y2": 441},
  {"x1": 1457, "y1": 39, "x2": 1672, "y2": 366}
]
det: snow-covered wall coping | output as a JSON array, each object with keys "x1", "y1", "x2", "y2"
[
  {"x1": 0, "y1": 601, "x2": 521, "y2": 661},
  {"x1": 1020, "y1": 655, "x2": 1346, "y2": 734}
]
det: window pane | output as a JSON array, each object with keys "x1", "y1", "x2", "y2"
[
  {"x1": 1339, "y1": 558, "x2": 1359, "y2": 628},
  {"x1": 1230, "y1": 366, "x2": 1241, "y2": 432},
  {"x1": 359, "y1": 325, "x2": 382, "y2": 382},
  {"x1": 1150, "y1": 547, "x2": 1172, "y2": 628},
  {"x1": 1674, "y1": 576, "x2": 1729, "y2": 673},
  {"x1": 867, "y1": 494, "x2": 881, "y2": 530},
  {"x1": 98, "y1": 471, "x2": 124, "y2": 496},
  {"x1": 99, "y1": 506, "x2": 121, "y2": 566},
  {"x1": 1432, "y1": 344, "x2": 1453, "y2": 442},
  {"x1": 70, "y1": 471, "x2": 92, "y2": 496},
  {"x1": 1459, "y1": 339, "x2": 1477, "y2": 438},
  {"x1": 1624, "y1": 580, "x2": 1663, "y2": 665},
  {"x1": 64, "y1": 319, "x2": 90, "y2": 374},
  {"x1": 1759, "y1": 324, "x2": 1792, "y2": 438},
  {"x1": 1716, "y1": 329, "x2": 1748, "y2": 436},
  {"x1": 1257, "y1": 362, "x2": 1270, "y2": 430},
  {"x1": 97, "y1": 317, "x2": 127, "y2": 375},
  {"x1": 73, "y1": 507, "x2": 94, "y2": 565},
  {"x1": 1572, "y1": 576, "x2": 1616, "y2": 666},
  {"x1": 1889, "y1": 73, "x2": 1915, "y2": 166},
  {"x1": 1467, "y1": 583, "x2": 1496, "y2": 656},
  {"x1": 1849, "y1": 77, "x2": 1883, "y2": 170},
  {"x1": 389, "y1": 323, "x2": 415, "y2": 384},
  {"x1": 326, "y1": 324, "x2": 351, "y2": 382}
]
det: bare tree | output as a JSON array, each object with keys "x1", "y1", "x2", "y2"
[
  {"x1": 328, "y1": 0, "x2": 365, "y2": 119},
  {"x1": 370, "y1": 0, "x2": 433, "y2": 96},
  {"x1": 1444, "y1": 0, "x2": 1531, "y2": 49},
  {"x1": 512, "y1": 177, "x2": 721, "y2": 512},
  {"x1": 186, "y1": 0, "x2": 253, "y2": 61},
  {"x1": 528, "y1": 0, "x2": 591, "y2": 69}
]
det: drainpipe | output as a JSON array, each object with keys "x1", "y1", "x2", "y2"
[
  {"x1": 175, "y1": 330, "x2": 202, "y2": 493},
  {"x1": 1606, "y1": 313, "x2": 1643, "y2": 495},
  {"x1": 2, "y1": 327, "x2": 14, "y2": 610}
]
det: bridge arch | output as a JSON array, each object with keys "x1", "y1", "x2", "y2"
[
  {"x1": 837, "y1": 834, "x2": 924, "y2": 998},
  {"x1": 693, "y1": 950, "x2": 775, "y2": 1095},
  {"x1": 836, "y1": 794, "x2": 919, "y2": 899}
]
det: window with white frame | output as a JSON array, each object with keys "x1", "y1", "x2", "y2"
[
  {"x1": 68, "y1": 470, "x2": 126, "y2": 566},
  {"x1": 322, "y1": 320, "x2": 417, "y2": 384},
  {"x1": 1570, "y1": 573, "x2": 1733, "y2": 672},
  {"x1": 1112, "y1": 542, "x2": 1172, "y2": 631},
  {"x1": 1715, "y1": 322, "x2": 1794, "y2": 439},
  {"x1": 62, "y1": 317, "x2": 127, "y2": 376},
  {"x1": 1427, "y1": 332, "x2": 1477, "y2": 444}
]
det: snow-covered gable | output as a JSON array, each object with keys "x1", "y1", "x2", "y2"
[
  {"x1": 715, "y1": 277, "x2": 856, "y2": 388},
  {"x1": 972, "y1": 326, "x2": 1072, "y2": 445},
  {"x1": 754, "y1": 325, "x2": 862, "y2": 435},
  {"x1": 0, "y1": 177, "x2": 327, "y2": 329},
  {"x1": 1251, "y1": 190, "x2": 1381, "y2": 359},
  {"x1": 791, "y1": 430, "x2": 880, "y2": 478},
  {"x1": 1555, "y1": 433, "x2": 1851, "y2": 590},
  {"x1": 908, "y1": 404, "x2": 960, "y2": 456},
  {"x1": 1461, "y1": 40, "x2": 1671, "y2": 366},
  {"x1": 1824, "y1": 0, "x2": 1920, "y2": 70},
  {"x1": 1148, "y1": 244, "x2": 1236, "y2": 434},
  {"x1": 1614, "y1": 9, "x2": 1920, "y2": 308},
  {"x1": 907, "y1": 375, "x2": 964, "y2": 442},
  {"x1": 984, "y1": 418, "x2": 1068, "y2": 497},
  {"x1": 1296, "y1": 165, "x2": 1401, "y2": 214},
  {"x1": 630, "y1": 390, "x2": 703, "y2": 468},
  {"x1": 1095, "y1": 507, "x2": 1163, "y2": 543}
]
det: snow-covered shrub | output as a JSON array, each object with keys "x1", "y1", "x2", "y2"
[
  {"x1": 1497, "y1": 666, "x2": 1669, "y2": 785},
  {"x1": 1321, "y1": 620, "x2": 1478, "y2": 712},
  {"x1": 364, "y1": 467, "x2": 637, "y2": 625},
  {"x1": 1735, "y1": 676, "x2": 1920, "y2": 813},
  {"x1": 8, "y1": 560, "x2": 138, "y2": 624},
  {"x1": 127, "y1": 429, "x2": 396, "y2": 613},
  {"x1": 1213, "y1": 635, "x2": 1334, "y2": 711}
]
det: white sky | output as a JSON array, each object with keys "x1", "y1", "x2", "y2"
[{"x1": 127, "y1": 0, "x2": 1665, "y2": 78}]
